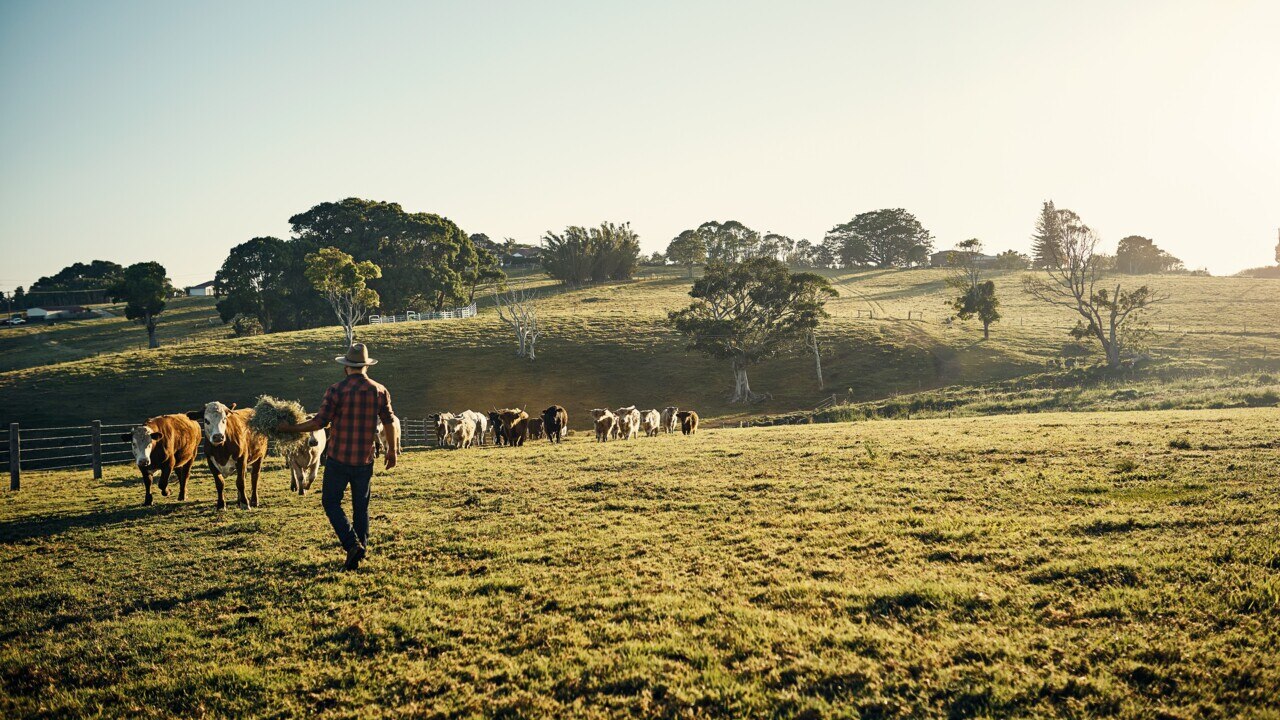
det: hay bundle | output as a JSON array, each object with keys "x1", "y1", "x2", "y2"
[{"x1": 248, "y1": 395, "x2": 309, "y2": 455}]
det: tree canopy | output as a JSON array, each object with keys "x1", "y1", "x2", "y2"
[
  {"x1": 668, "y1": 258, "x2": 835, "y2": 402},
  {"x1": 29, "y1": 260, "x2": 124, "y2": 306},
  {"x1": 304, "y1": 247, "x2": 382, "y2": 348},
  {"x1": 110, "y1": 262, "x2": 173, "y2": 348},
  {"x1": 826, "y1": 209, "x2": 933, "y2": 268},
  {"x1": 540, "y1": 222, "x2": 641, "y2": 285},
  {"x1": 1115, "y1": 235, "x2": 1184, "y2": 274},
  {"x1": 666, "y1": 229, "x2": 708, "y2": 277}
]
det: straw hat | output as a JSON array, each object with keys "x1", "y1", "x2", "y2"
[{"x1": 335, "y1": 343, "x2": 378, "y2": 367}]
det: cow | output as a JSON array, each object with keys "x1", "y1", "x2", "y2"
[
  {"x1": 187, "y1": 401, "x2": 268, "y2": 510},
  {"x1": 432, "y1": 412, "x2": 455, "y2": 448},
  {"x1": 528, "y1": 417, "x2": 545, "y2": 440},
  {"x1": 676, "y1": 410, "x2": 699, "y2": 435},
  {"x1": 375, "y1": 414, "x2": 402, "y2": 458},
  {"x1": 447, "y1": 414, "x2": 475, "y2": 449},
  {"x1": 640, "y1": 409, "x2": 662, "y2": 437},
  {"x1": 661, "y1": 406, "x2": 679, "y2": 434},
  {"x1": 615, "y1": 406, "x2": 641, "y2": 440},
  {"x1": 542, "y1": 405, "x2": 568, "y2": 443},
  {"x1": 121, "y1": 414, "x2": 201, "y2": 506},
  {"x1": 498, "y1": 408, "x2": 529, "y2": 446},
  {"x1": 488, "y1": 411, "x2": 506, "y2": 446},
  {"x1": 286, "y1": 416, "x2": 326, "y2": 496},
  {"x1": 459, "y1": 410, "x2": 488, "y2": 446},
  {"x1": 591, "y1": 408, "x2": 617, "y2": 442}
]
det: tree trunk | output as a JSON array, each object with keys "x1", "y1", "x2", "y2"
[
  {"x1": 688, "y1": 264, "x2": 694, "y2": 278},
  {"x1": 982, "y1": 322, "x2": 990, "y2": 340},
  {"x1": 344, "y1": 321, "x2": 355, "y2": 349},
  {"x1": 730, "y1": 360, "x2": 762, "y2": 403},
  {"x1": 807, "y1": 330, "x2": 824, "y2": 390},
  {"x1": 146, "y1": 313, "x2": 159, "y2": 349}
]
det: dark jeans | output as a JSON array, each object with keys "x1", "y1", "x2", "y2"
[{"x1": 322, "y1": 459, "x2": 373, "y2": 551}]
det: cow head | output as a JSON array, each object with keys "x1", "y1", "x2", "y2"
[
  {"x1": 122, "y1": 426, "x2": 163, "y2": 468},
  {"x1": 196, "y1": 401, "x2": 235, "y2": 445}
]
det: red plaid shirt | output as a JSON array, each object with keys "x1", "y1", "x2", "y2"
[{"x1": 314, "y1": 374, "x2": 395, "y2": 466}]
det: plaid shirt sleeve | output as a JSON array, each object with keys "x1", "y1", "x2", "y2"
[
  {"x1": 314, "y1": 384, "x2": 338, "y2": 427},
  {"x1": 379, "y1": 387, "x2": 394, "y2": 427}
]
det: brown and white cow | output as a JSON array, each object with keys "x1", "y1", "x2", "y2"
[
  {"x1": 286, "y1": 415, "x2": 327, "y2": 496},
  {"x1": 187, "y1": 401, "x2": 269, "y2": 510},
  {"x1": 591, "y1": 408, "x2": 617, "y2": 442},
  {"x1": 528, "y1": 417, "x2": 545, "y2": 440},
  {"x1": 661, "y1": 406, "x2": 679, "y2": 434},
  {"x1": 121, "y1": 414, "x2": 202, "y2": 506},
  {"x1": 639, "y1": 409, "x2": 662, "y2": 437},
  {"x1": 676, "y1": 410, "x2": 699, "y2": 435}
]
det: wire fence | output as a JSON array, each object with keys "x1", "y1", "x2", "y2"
[{"x1": 4, "y1": 417, "x2": 446, "y2": 491}]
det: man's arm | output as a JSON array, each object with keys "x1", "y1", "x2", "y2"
[
  {"x1": 278, "y1": 387, "x2": 334, "y2": 434},
  {"x1": 380, "y1": 388, "x2": 397, "y2": 468}
]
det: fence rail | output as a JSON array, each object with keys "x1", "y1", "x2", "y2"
[
  {"x1": 4, "y1": 417, "x2": 445, "y2": 490},
  {"x1": 369, "y1": 303, "x2": 478, "y2": 325}
]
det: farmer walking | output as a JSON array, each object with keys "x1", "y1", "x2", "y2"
[{"x1": 278, "y1": 343, "x2": 397, "y2": 570}]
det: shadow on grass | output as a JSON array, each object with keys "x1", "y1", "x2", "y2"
[{"x1": 0, "y1": 502, "x2": 189, "y2": 544}]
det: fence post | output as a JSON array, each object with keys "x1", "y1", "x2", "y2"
[
  {"x1": 91, "y1": 420, "x2": 103, "y2": 480},
  {"x1": 8, "y1": 423, "x2": 18, "y2": 491}
]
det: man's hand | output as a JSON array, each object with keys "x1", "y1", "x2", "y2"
[
  {"x1": 278, "y1": 417, "x2": 324, "y2": 434},
  {"x1": 385, "y1": 450, "x2": 398, "y2": 470}
]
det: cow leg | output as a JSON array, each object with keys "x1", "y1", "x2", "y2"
[
  {"x1": 177, "y1": 462, "x2": 192, "y2": 501},
  {"x1": 303, "y1": 463, "x2": 317, "y2": 494},
  {"x1": 158, "y1": 464, "x2": 172, "y2": 496},
  {"x1": 290, "y1": 465, "x2": 299, "y2": 493},
  {"x1": 235, "y1": 463, "x2": 249, "y2": 509},
  {"x1": 142, "y1": 468, "x2": 154, "y2": 506},
  {"x1": 249, "y1": 460, "x2": 262, "y2": 508},
  {"x1": 207, "y1": 458, "x2": 226, "y2": 510}
]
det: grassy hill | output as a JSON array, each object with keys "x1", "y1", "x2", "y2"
[
  {"x1": 1, "y1": 268, "x2": 1277, "y2": 430},
  {"x1": 2, "y1": 409, "x2": 1277, "y2": 717}
]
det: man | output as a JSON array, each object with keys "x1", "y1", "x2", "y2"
[{"x1": 278, "y1": 343, "x2": 397, "y2": 570}]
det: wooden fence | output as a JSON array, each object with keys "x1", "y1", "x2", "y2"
[
  {"x1": 369, "y1": 303, "x2": 478, "y2": 325},
  {"x1": 4, "y1": 417, "x2": 443, "y2": 491}
]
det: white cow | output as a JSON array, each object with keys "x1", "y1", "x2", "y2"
[
  {"x1": 433, "y1": 412, "x2": 456, "y2": 448},
  {"x1": 615, "y1": 406, "x2": 641, "y2": 440},
  {"x1": 640, "y1": 409, "x2": 661, "y2": 437},
  {"x1": 459, "y1": 410, "x2": 488, "y2": 447},
  {"x1": 287, "y1": 419, "x2": 326, "y2": 496},
  {"x1": 661, "y1": 406, "x2": 679, "y2": 434},
  {"x1": 447, "y1": 414, "x2": 475, "y2": 449},
  {"x1": 375, "y1": 414, "x2": 402, "y2": 458}
]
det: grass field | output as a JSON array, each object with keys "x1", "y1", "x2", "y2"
[
  {"x1": 1, "y1": 409, "x2": 1278, "y2": 718},
  {"x1": 2, "y1": 268, "x2": 1278, "y2": 430}
]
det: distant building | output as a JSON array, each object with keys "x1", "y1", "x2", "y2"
[
  {"x1": 26, "y1": 305, "x2": 94, "y2": 321},
  {"x1": 506, "y1": 246, "x2": 541, "y2": 265},
  {"x1": 930, "y1": 250, "x2": 998, "y2": 268},
  {"x1": 186, "y1": 281, "x2": 217, "y2": 297}
]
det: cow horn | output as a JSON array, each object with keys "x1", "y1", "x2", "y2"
[{"x1": 230, "y1": 402, "x2": 237, "y2": 411}]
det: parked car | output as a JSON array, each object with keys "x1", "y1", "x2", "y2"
[{"x1": 4, "y1": 317, "x2": 25, "y2": 325}]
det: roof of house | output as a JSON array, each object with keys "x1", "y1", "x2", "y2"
[
  {"x1": 187, "y1": 281, "x2": 217, "y2": 289},
  {"x1": 29, "y1": 305, "x2": 91, "y2": 313}
]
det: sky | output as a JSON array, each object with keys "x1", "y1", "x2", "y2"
[{"x1": 1, "y1": 0, "x2": 1278, "y2": 292}]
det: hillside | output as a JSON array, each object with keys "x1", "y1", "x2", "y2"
[
  {"x1": 1, "y1": 268, "x2": 1277, "y2": 430},
  {"x1": 2, "y1": 409, "x2": 1278, "y2": 717}
]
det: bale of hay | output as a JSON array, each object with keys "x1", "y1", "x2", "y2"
[{"x1": 249, "y1": 395, "x2": 309, "y2": 455}]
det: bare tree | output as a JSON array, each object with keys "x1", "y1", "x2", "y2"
[
  {"x1": 494, "y1": 288, "x2": 542, "y2": 360},
  {"x1": 805, "y1": 329, "x2": 824, "y2": 390},
  {"x1": 1023, "y1": 215, "x2": 1165, "y2": 367}
]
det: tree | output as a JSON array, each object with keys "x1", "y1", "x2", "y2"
[
  {"x1": 304, "y1": 247, "x2": 382, "y2": 348},
  {"x1": 12, "y1": 287, "x2": 25, "y2": 311},
  {"x1": 696, "y1": 220, "x2": 762, "y2": 263},
  {"x1": 1275, "y1": 234, "x2": 1280, "y2": 265},
  {"x1": 993, "y1": 249, "x2": 1032, "y2": 270},
  {"x1": 666, "y1": 229, "x2": 707, "y2": 277},
  {"x1": 494, "y1": 288, "x2": 542, "y2": 360},
  {"x1": 541, "y1": 222, "x2": 641, "y2": 285},
  {"x1": 30, "y1": 260, "x2": 124, "y2": 306},
  {"x1": 827, "y1": 209, "x2": 933, "y2": 268},
  {"x1": 788, "y1": 239, "x2": 815, "y2": 267},
  {"x1": 214, "y1": 236, "x2": 291, "y2": 332},
  {"x1": 946, "y1": 240, "x2": 1001, "y2": 339},
  {"x1": 668, "y1": 258, "x2": 836, "y2": 403},
  {"x1": 1031, "y1": 201, "x2": 1076, "y2": 269},
  {"x1": 1116, "y1": 235, "x2": 1184, "y2": 274},
  {"x1": 1023, "y1": 212, "x2": 1165, "y2": 367},
  {"x1": 110, "y1": 262, "x2": 172, "y2": 349}
]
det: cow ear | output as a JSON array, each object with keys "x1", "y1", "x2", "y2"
[
  {"x1": 186, "y1": 411, "x2": 202, "y2": 421},
  {"x1": 150, "y1": 432, "x2": 162, "y2": 441},
  {"x1": 120, "y1": 433, "x2": 132, "y2": 442}
]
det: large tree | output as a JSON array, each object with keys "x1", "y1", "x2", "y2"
[
  {"x1": 669, "y1": 258, "x2": 835, "y2": 403},
  {"x1": 1116, "y1": 235, "x2": 1184, "y2": 274},
  {"x1": 666, "y1": 229, "x2": 707, "y2": 277},
  {"x1": 305, "y1": 247, "x2": 382, "y2": 348},
  {"x1": 541, "y1": 222, "x2": 641, "y2": 285},
  {"x1": 30, "y1": 260, "x2": 125, "y2": 305},
  {"x1": 827, "y1": 209, "x2": 933, "y2": 268},
  {"x1": 1031, "y1": 201, "x2": 1071, "y2": 269},
  {"x1": 110, "y1": 262, "x2": 173, "y2": 349},
  {"x1": 1023, "y1": 211, "x2": 1165, "y2": 367},
  {"x1": 289, "y1": 198, "x2": 494, "y2": 312}
]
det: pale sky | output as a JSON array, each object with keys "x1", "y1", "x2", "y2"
[{"x1": 1, "y1": 0, "x2": 1277, "y2": 291}]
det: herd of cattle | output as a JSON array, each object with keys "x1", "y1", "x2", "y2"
[
  {"x1": 119, "y1": 401, "x2": 699, "y2": 509},
  {"x1": 431, "y1": 405, "x2": 699, "y2": 448}
]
